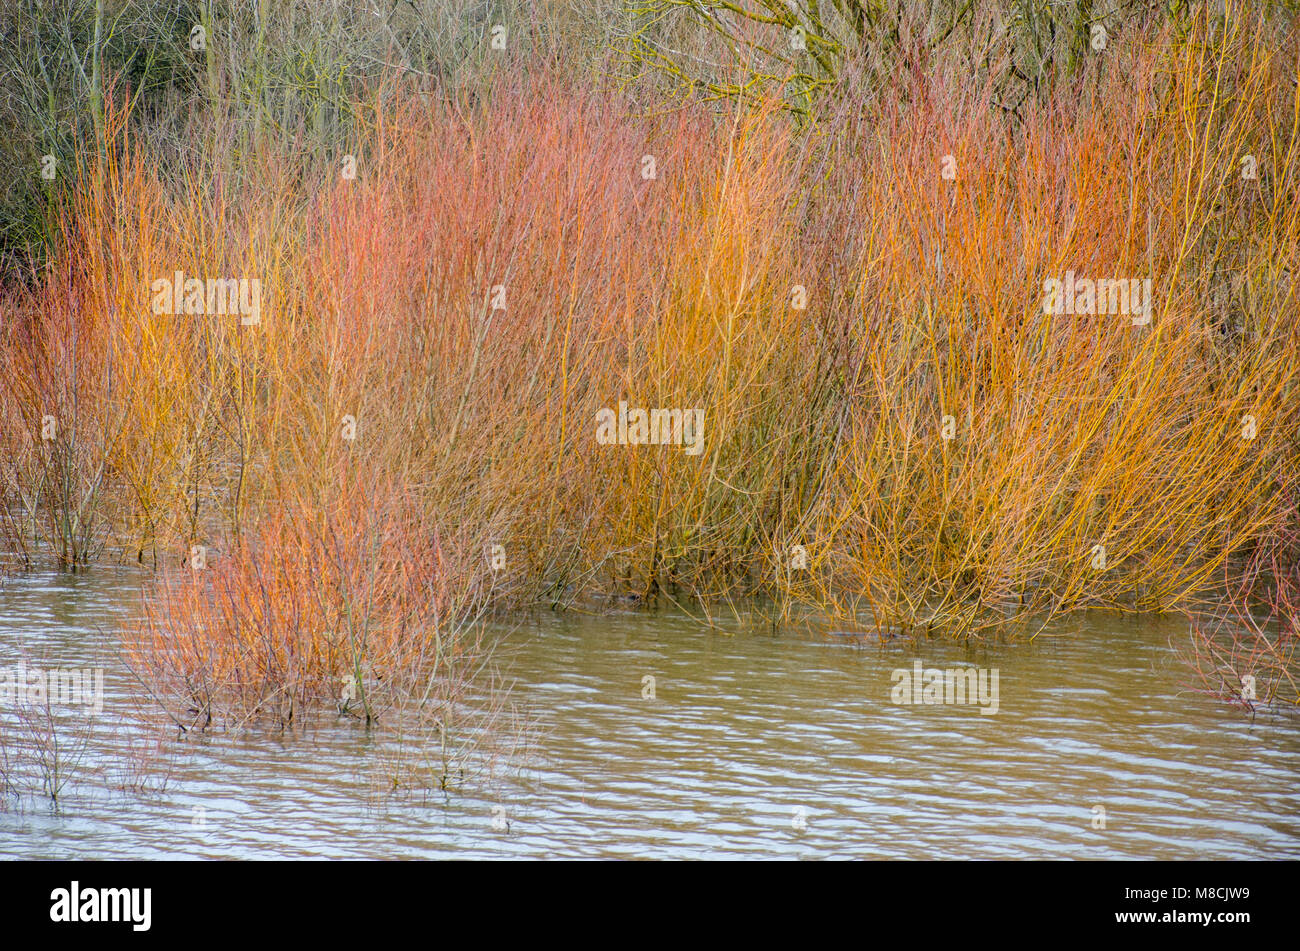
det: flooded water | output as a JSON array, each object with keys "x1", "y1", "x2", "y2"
[{"x1": 1, "y1": 569, "x2": 1298, "y2": 858}]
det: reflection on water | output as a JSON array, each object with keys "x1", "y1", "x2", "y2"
[{"x1": 1, "y1": 570, "x2": 1298, "y2": 858}]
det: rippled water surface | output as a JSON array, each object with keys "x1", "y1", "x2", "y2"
[{"x1": 1, "y1": 570, "x2": 1298, "y2": 858}]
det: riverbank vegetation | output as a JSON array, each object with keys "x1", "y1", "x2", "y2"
[{"x1": 0, "y1": 1, "x2": 1297, "y2": 713}]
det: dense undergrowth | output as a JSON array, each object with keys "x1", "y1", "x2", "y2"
[{"x1": 1, "y1": 3, "x2": 1298, "y2": 721}]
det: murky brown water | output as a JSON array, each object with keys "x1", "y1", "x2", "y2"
[{"x1": 1, "y1": 569, "x2": 1298, "y2": 858}]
